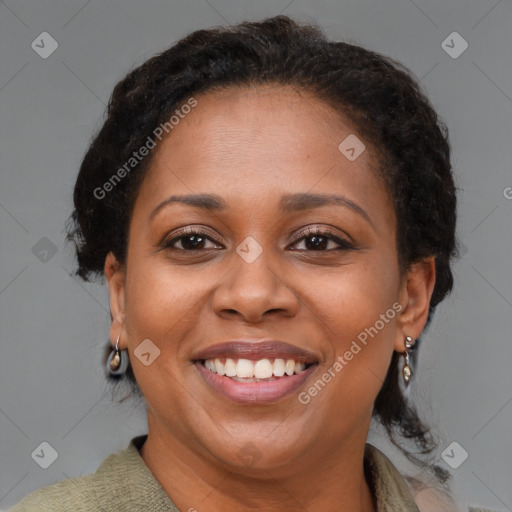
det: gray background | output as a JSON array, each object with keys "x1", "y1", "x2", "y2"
[{"x1": 1, "y1": 0, "x2": 511, "y2": 510}]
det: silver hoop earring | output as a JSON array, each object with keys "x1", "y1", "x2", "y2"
[
  {"x1": 106, "y1": 334, "x2": 129, "y2": 375},
  {"x1": 402, "y1": 335, "x2": 414, "y2": 387}
]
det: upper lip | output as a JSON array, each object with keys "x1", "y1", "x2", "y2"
[{"x1": 192, "y1": 339, "x2": 320, "y2": 364}]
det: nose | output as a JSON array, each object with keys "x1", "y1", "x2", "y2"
[{"x1": 212, "y1": 249, "x2": 299, "y2": 323}]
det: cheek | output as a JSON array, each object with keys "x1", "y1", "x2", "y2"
[
  {"x1": 312, "y1": 252, "x2": 400, "y2": 396},
  {"x1": 122, "y1": 264, "x2": 199, "y2": 409},
  {"x1": 122, "y1": 256, "x2": 202, "y2": 370},
  {"x1": 319, "y1": 252, "x2": 400, "y2": 334}
]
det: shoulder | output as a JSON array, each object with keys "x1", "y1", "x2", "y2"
[
  {"x1": 365, "y1": 443, "x2": 462, "y2": 512},
  {"x1": 5, "y1": 473, "x2": 101, "y2": 512},
  {"x1": 6, "y1": 435, "x2": 177, "y2": 512},
  {"x1": 404, "y1": 476, "x2": 501, "y2": 512},
  {"x1": 404, "y1": 475, "x2": 462, "y2": 512},
  {"x1": 6, "y1": 448, "x2": 127, "y2": 512}
]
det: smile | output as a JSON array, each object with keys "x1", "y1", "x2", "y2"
[
  {"x1": 203, "y1": 357, "x2": 311, "y2": 380},
  {"x1": 191, "y1": 339, "x2": 320, "y2": 403},
  {"x1": 195, "y1": 358, "x2": 319, "y2": 404}
]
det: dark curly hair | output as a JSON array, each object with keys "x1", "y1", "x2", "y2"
[{"x1": 65, "y1": 15, "x2": 458, "y2": 488}]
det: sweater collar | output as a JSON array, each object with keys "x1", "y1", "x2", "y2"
[
  {"x1": 364, "y1": 443, "x2": 420, "y2": 511},
  {"x1": 95, "y1": 434, "x2": 419, "y2": 511}
]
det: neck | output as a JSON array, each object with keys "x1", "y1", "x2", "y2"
[{"x1": 139, "y1": 415, "x2": 377, "y2": 512}]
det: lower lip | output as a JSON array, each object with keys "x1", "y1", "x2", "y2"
[{"x1": 195, "y1": 361, "x2": 318, "y2": 404}]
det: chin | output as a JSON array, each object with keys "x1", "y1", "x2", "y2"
[{"x1": 204, "y1": 436, "x2": 304, "y2": 474}]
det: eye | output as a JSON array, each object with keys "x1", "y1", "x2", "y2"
[
  {"x1": 163, "y1": 228, "x2": 222, "y2": 251},
  {"x1": 288, "y1": 227, "x2": 354, "y2": 251},
  {"x1": 162, "y1": 226, "x2": 354, "y2": 253}
]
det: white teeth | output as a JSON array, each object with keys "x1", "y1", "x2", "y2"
[
  {"x1": 205, "y1": 359, "x2": 216, "y2": 373},
  {"x1": 254, "y1": 359, "x2": 273, "y2": 379},
  {"x1": 203, "y1": 357, "x2": 311, "y2": 379},
  {"x1": 273, "y1": 358, "x2": 286, "y2": 376},
  {"x1": 236, "y1": 359, "x2": 254, "y2": 378},
  {"x1": 294, "y1": 362, "x2": 305, "y2": 374},
  {"x1": 214, "y1": 357, "x2": 225, "y2": 376},
  {"x1": 224, "y1": 358, "x2": 237, "y2": 377},
  {"x1": 231, "y1": 376, "x2": 277, "y2": 382}
]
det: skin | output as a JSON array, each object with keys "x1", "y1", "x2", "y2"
[{"x1": 105, "y1": 84, "x2": 436, "y2": 511}]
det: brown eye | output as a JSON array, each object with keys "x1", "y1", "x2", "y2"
[
  {"x1": 164, "y1": 229, "x2": 222, "y2": 251},
  {"x1": 289, "y1": 228, "x2": 353, "y2": 251}
]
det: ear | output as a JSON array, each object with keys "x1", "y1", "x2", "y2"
[
  {"x1": 104, "y1": 251, "x2": 127, "y2": 350},
  {"x1": 394, "y1": 256, "x2": 436, "y2": 352}
]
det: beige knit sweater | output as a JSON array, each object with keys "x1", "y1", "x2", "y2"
[{"x1": 5, "y1": 435, "x2": 493, "y2": 511}]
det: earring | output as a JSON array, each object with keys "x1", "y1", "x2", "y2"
[
  {"x1": 106, "y1": 334, "x2": 129, "y2": 375},
  {"x1": 402, "y1": 335, "x2": 414, "y2": 387}
]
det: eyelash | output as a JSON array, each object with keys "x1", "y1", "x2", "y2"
[{"x1": 162, "y1": 226, "x2": 354, "y2": 252}]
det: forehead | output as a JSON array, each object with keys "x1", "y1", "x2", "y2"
[
  {"x1": 154, "y1": 85, "x2": 372, "y2": 170},
  {"x1": 134, "y1": 84, "x2": 392, "y2": 222}
]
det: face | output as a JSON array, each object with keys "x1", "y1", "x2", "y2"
[{"x1": 106, "y1": 84, "x2": 434, "y2": 475}]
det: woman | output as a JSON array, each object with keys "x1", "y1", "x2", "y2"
[{"x1": 7, "y1": 15, "x2": 491, "y2": 512}]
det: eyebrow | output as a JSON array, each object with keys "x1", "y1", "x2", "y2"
[
  {"x1": 149, "y1": 192, "x2": 373, "y2": 227},
  {"x1": 149, "y1": 194, "x2": 226, "y2": 221},
  {"x1": 280, "y1": 193, "x2": 373, "y2": 227}
]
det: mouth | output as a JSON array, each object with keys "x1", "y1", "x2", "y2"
[
  {"x1": 199, "y1": 356, "x2": 316, "y2": 380},
  {"x1": 192, "y1": 340, "x2": 320, "y2": 404}
]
